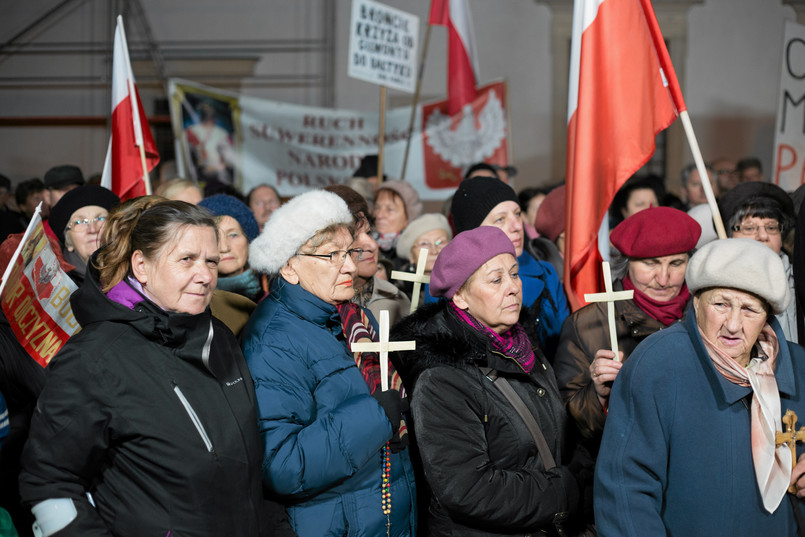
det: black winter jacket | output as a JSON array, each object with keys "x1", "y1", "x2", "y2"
[
  {"x1": 392, "y1": 302, "x2": 592, "y2": 536},
  {"x1": 19, "y1": 262, "x2": 266, "y2": 537}
]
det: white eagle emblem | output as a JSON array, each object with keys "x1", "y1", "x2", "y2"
[{"x1": 425, "y1": 89, "x2": 507, "y2": 168}]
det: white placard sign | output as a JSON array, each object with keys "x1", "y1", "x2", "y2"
[
  {"x1": 347, "y1": 0, "x2": 419, "y2": 93},
  {"x1": 773, "y1": 20, "x2": 805, "y2": 190}
]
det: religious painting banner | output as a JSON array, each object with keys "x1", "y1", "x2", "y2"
[
  {"x1": 0, "y1": 208, "x2": 79, "y2": 367},
  {"x1": 168, "y1": 78, "x2": 508, "y2": 200}
]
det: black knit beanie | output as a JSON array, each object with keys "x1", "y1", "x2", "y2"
[{"x1": 451, "y1": 176, "x2": 519, "y2": 233}]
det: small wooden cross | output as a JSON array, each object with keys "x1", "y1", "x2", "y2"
[
  {"x1": 775, "y1": 409, "x2": 805, "y2": 493},
  {"x1": 583, "y1": 261, "x2": 634, "y2": 361},
  {"x1": 391, "y1": 248, "x2": 430, "y2": 313},
  {"x1": 350, "y1": 310, "x2": 416, "y2": 391}
]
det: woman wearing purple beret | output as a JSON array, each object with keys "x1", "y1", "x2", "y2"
[{"x1": 392, "y1": 226, "x2": 593, "y2": 536}]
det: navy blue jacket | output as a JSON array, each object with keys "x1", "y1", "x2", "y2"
[{"x1": 595, "y1": 313, "x2": 805, "y2": 536}]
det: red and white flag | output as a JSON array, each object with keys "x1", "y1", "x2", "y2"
[
  {"x1": 429, "y1": 0, "x2": 480, "y2": 116},
  {"x1": 0, "y1": 205, "x2": 80, "y2": 367},
  {"x1": 101, "y1": 15, "x2": 159, "y2": 201},
  {"x1": 564, "y1": 0, "x2": 685, "y2": 310}
]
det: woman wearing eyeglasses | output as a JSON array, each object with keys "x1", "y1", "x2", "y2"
[
  {"x1": 395, "y1": 213, "x2": 452, "y2": 308},
  {"x1": 326, "y1": 185, "x2": 411, "y2": 326},
  {"x1": 47, "y1": 185, "x2": 120, "y2": 286},
  {"x1": 242, "y1": 190, "x2": 417, "y2": 537},
  {"x1": 718, "y1": 181, "x2": 797, "y2": 342}
]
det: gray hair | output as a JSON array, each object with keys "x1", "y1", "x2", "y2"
[{"x1": 680, "y1": 163, "x2": 714, "y2": 188}]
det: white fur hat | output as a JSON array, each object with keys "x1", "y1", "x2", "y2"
[
  {"x1": 686, "y1": 238, "x2": 790, "y2": 315},
  {"x1": 249, "y1": 190, "x2": 353, "y2": 274}
]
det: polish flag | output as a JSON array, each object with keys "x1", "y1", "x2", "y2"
[
  {"x1": 429, "y1": 0, "x2": 480, "y2": 116},
  {"x1": 564, "y1": 0, "x2": 685, "y2": 310},
  {"x1": 100, "y1": 16, "x2": 159, "y2": 201}
]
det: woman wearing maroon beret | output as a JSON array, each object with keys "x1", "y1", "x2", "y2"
[{"x1": 553, "y1": 206, "x2": 701, "y2": 455}]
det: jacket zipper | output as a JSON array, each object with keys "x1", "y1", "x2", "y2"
[{"x1": 173, "y1": 384, "x2": 214, "y2": 453}]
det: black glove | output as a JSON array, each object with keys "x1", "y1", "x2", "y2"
[{"x1": 372, "y1": 389, "x2": 402, "y2": 435}]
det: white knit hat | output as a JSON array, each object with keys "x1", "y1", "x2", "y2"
[
  {"x1": 685, "y1": 238, "x2": 790, "y2": 315},
  {"x1": 396, "y1": 213, "x2": 453, "y2": 259},
  {"x1": 249, "y1": 190, "x2": 353, "y2": 274}
]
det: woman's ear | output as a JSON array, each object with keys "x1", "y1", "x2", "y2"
[
  {"x1": 131, "y1": 250, "x2": 147, "y2": 284},
  {"x1": 279, "y1": 260, "x2": 300, "y2": 285},
  {"x1": 452, "y1": 290, "x2": 469, "y2": 310}
]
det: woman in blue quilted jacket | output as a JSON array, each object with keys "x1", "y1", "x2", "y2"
[{"x1": 242, "y1": 189, "x2": 416, "y2": 536}]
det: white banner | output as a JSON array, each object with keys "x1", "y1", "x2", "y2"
[
  {"x1": 773, "y1": 20, "x2": 805, "y2": 190},
  {"x1": 348, "y1": 0, "x2": 419, "y2": 93},
  {"x1": 168, "y1": 78, "x2": 509, "y2": 200}
]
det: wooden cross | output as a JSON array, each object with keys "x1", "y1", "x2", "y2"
[
  {"x1": 583, "y1": 261, "x2": 634, "y2": 361},
  {"x1": 775, "y1": 409, "x2": 805, "y2": 493},
  {"x1": 391, "y1": 248, "x2": 430, "y2": 313},
  {"x1": 350, "y1": 310, "x2": 416, "y2": 391}
]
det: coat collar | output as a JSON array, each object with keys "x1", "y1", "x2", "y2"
[
  {"x1": 684, "y1": 311, "x2": 795, "y2": 405},
  {"x1": 272, "y1": 278, "x2": 343, "y2": 336}
]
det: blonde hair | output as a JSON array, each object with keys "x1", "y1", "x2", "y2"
[{"x1": 155, "y1": 177, "x2": 201, "y2": 201}]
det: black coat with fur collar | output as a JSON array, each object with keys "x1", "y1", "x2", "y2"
[{"x1": 391, "y1": 301, "x2": 591, "y2": 536}]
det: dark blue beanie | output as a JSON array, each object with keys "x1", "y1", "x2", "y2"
[{"x1": 199, "y1": 194, "x2": 259, "y2": 242}]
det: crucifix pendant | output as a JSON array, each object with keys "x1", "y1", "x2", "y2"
[{"x1": 775, "y1": 409, "x2": 805, "y2": 493}]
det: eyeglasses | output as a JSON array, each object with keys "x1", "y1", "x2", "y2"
[
  {"x1": 296, "y1": 248, "x2": 363, "y2": 265},
  {"x1": 415, "y1": 238, "x2": 448, "y2": 250},
  {"x1": 731, "y1": 222, "x2": 782, "y2": 236},
  {"x1": 65, "y1": 215, "x2": 106, "y2": 232}
]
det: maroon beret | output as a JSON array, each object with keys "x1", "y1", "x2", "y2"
[
  {"x1": 534, "y1": 185, "x2": 566, "y2": 242},
  {"x1": 610, "y1": 206, "x2": 701, "y2": 258}
]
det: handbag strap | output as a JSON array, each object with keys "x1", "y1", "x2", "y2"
[{"x1": 479, "y1": 366, "x2": 556, "y2": 470}]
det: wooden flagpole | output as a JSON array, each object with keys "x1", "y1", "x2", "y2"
[
  {"x1": 377, "y1": 86, "x2": 387, "y2": 184},
  {"x1": 679, "y1": 110, "x2": 724, "y2": 239}
]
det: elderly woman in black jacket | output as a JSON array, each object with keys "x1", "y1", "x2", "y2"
[{"x1": 392, "y1": 226, "x2": 592, "y2": 536}]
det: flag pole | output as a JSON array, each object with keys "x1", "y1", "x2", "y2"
[
  {"x1": 378, "y1": 86, "x2": 387, "y2": 184},
  {"x1": 400, "y1": 10, "x2": 434, "y2": 181},
  {"x1": 504, "y1": 78, "x2": 514, "y2": 168},
  {"x1": 117, "y1": 16, "x2": 153, "y2": 195},
  {"x1": 679, "y1": 111, "x2": 726, "y2": 238},
  {"x1": 636, "y1": 0, "x2": 725, "y2": 238}
]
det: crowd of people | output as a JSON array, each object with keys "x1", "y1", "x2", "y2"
[{"x1": 1, "y1": 153, "x2": 805, "y2": 536}]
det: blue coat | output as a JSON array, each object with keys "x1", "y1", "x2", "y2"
[
  {"x1": 595, "y1": 313, "x2": 805, "y2": 536},
  {"x1": 518, "y1": 251, "x2": 569, "y2": 357},
  {"x1": 241, "y1": 280, "x2": 417, "y2": 537}
]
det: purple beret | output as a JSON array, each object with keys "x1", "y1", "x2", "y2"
[
  {"x1": 610, "y1": 206, "x2": 701, "y2": 258},
  {"x1": 430, "y1": 227, "x2": 517, "y2": 299}
]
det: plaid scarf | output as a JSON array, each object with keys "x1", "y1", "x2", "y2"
[
  {"x1": 449, "y1": 301, "x2": 536, "y2": 373},
  {"x1": 336, "y1": 302, "x2": 408, "y2": 442}
]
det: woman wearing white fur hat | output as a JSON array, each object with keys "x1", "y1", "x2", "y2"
[
  {"x1": 241, "y1": 190, "x2": 416, "y2": 536},
  {"x1": 595, "y1": 238, "x2": 805, "y2": 536}
]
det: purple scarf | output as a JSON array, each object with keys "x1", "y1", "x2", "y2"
[{"x1": 449, "y1": 301, "x2": 535, "y2": 372}]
